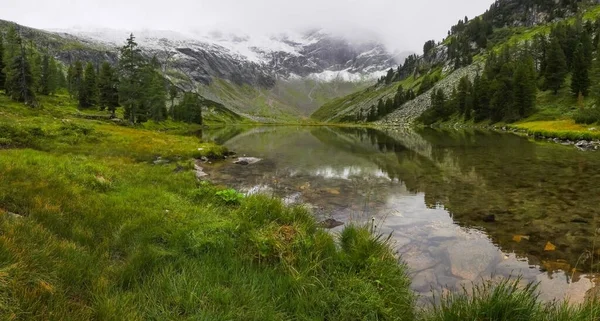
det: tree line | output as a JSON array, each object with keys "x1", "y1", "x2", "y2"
[
  {"x1": 342, "y1": 85, "x2": 417, "y2": 122},
  {"x1": 1, "y1": 26, "x2": 205, "y2": 125}
]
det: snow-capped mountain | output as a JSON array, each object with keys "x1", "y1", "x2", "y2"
[{"x1": 55, "y1": 27, "x2": 408, "y2": 87}]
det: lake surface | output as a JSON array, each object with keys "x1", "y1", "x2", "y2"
[{"x1": 202, "y1": 126, "x2": 600, "y2": 303}]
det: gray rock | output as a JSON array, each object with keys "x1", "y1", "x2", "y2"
[
  {"x1": 194, "y1": 163, "x2": 208, "y2": 179},
  {"x1": 234, "y1": 157, "x2": 261, "y2": 165},
  {"x1": 575, "y1": 140, "x2": 596, "y2": 151},
  {"x1": 447, "y1": 242, "x2": 502, "y2": 281},
  {"x1": 153, "y1": 157, "x2": 170, "y2": 165},
  {"x1": 412, "y1": 269, "x2": 438, "y2": 291},
  {"x1": 6, "y1": 212, "x2": 23, "y2": 219},
  {"x1": 319, "y1": 218, "x2": 344, "y2": 229}
]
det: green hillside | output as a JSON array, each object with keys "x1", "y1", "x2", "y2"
[{"x1": 311, "y1": 0, "x2": 600, "y2": 134}]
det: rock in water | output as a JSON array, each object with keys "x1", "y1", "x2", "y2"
[
  {"x1": 234, "y1": 157, "x2": 261, "y2": 165},
  {"x1": 447, "y1": 242, "x2": 501, "y2": 281},
  {"x1": 575, "y1": 140, "x2": 596, "y2": 151},
  {"x1": 319, "y1": 218, "x2": 344, "y2": 229},
  {"x1": 194, "y1": 162, "x2": 208, "y2": 179}
]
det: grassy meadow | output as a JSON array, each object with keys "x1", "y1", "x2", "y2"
[{"x1": 0, "y1": 92, "x2": 599, "y2": 320}]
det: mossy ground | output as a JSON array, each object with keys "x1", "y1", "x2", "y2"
[{"x1": 0, "y1": 92, "x2": 415, "y2": 320}]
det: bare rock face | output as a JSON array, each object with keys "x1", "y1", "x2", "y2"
[{"x1": 378, "y1": 63, "x2": 483, "y2": 125}]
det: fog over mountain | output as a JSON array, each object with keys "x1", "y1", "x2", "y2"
[{"x1": 4, "y1": 0, "x2": 495, "y2": 53}]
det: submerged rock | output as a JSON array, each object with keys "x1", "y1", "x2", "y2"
[
  {"x1": 482, "y1": 214, "x2": 496, "y2": 223},
  {"x1": 319, "y1": 218, "x2": 344, "y2": 229},
  {"x1": 447, "y1": 242, "x2": 501, "y2": 281},
  {"x1": 234, "y1": 157, "x2": 261, "y2": 165}
]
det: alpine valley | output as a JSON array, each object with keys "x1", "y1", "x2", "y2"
[{"x1": 0, "y1": 19, "x2": 411, "y2": 121}]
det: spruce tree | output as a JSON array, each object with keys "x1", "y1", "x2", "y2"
[
  {"x1": 513, "y1": 55, "x2": 537, "y2": 119},
  {"x1": 571, "y1": 42, "x2": 590, "y2": 97},
  {"x1": 119, "y1": 34, "x2": 146, "y2": 123},
  {"x1": 545, "y1": 36, "x2": 567, "y2": 94},
  {"x1": 590, "y1": 41, "x2": 600, "y2": 103},
  {"x1": 52, "y1": 59, "x2": 66, "y2": 90},
  {"x1": 457, "y1": 76, "x2": 472, "y2": 117},
  {"x1": 98, "y1": 62, "x2": 119, "y2": 116},
  {"x1": 79, "y1": 62, "x2": 98, "y2": 108},
  {"x1": 376, "y1": 99, "x2": 385, "y2": 119},
  {"x1": 581, "y1": 30, "x2": 593, "y2": 69},
  {"x1": 4, "y1": 34, "x2": 35, "y2": 105},
  {"x1": 473, "y1": 74, "x2": 491, "y2": 122},
  {"x1": 491, "y1": 63, "x2": 515, "y2": 122},
  {"x1": 39, "y1": 53, "x2": 57, "y2": 95},
  {"x1": 0, "y1": 35, "x2": 5, "y2": 91},
  {"x1": 69, "y1": 61, "x2": 84, "y2": 98},
  {"x1": 3, "y1": 26, "x2": 19, "y2": 69},
  {"x1": 385, "y1": 68, "x2": 394, "y2": 84},
  {"x1": 145, "y1": 67, "x2": 168, "y2": 122}
]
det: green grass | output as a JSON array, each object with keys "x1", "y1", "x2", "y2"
[
  {"x1": 423, "y1": 279, "x2": 600, "y2": 321},
  {"x1": 2, "y1": 92, "x2": 600, "y2": 320},
  {"x1": 0, "y1": 93, "x2": 417, "y2": 320}
]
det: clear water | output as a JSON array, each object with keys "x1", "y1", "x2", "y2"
[{"x1": 202, "y1": 126, "x2": 600, "y2": 303}]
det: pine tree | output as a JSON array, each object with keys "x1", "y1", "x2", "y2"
[
  {"x1": 0, "y1": 35, "x2": 5, "y2": 91},
  {"x1": 169, "y1": 83, "x2": 178, "y2": 109},
  {"x1": 119, "y1": 34, "x2": 147, "y2": 123},
  {"x1": 98, "y1": 62, "x2": 119, "y2": 116},
  {"x1": 173, "y1": 92, "x2": 203, "y2": 124},
  {"x1": 39, "y1": 53, "x2": 58, "y2": 95},
  {"x1": 431, "y1": 89, "x2": 447, "y2": 119},
  {"x1": 491, "y1": 63, "x2": 515, "y2": 122},
  {"x1": 457, "y1": 76, "x2": 472, "y2": 117},
  {"x1": 376, "y1": 99, "x2": 385, "y2": 119},
  {"x1": 79, "y1": 62, "x2": 98, "y2": 108},
  {"x1": 3, "y1": 26, "x2": 19, "y2": 69},
  {"x1": 513, "y1": 55, "x2": 537, "y2": 119},
  {"x1": 27, "y1": 45, "x2": 42, "y2": 94},
  {"x1": 580, "y1": 29, "x2": 593, "y2": 70},
  {"x1": 4, "y1": 32, "x2": 35, "y2": 105},
  {"x1": 69, "y1": 61, "x2": 84, "y2": 98},
  {"x1": 145, "y1": 66, "x2": 168, "y2": 122},
  {"x1": 385, "y1": 68, "x2": 395, "y2": 84},
  {"x1": 545, "y1": 36, "x2": 567, "y2": 94},
  {"x1": 52, "y1": 59, "x2": 66, "y2": 90},
  {"x1": 571, "y1": 42, "x2": 590, "y2": 97},
  {"x1": 590, "y1": 41, "x2": 600, "y2": 102},
  {"x1": 532, "y1": 34, "x2": 548, "y2": 75}
]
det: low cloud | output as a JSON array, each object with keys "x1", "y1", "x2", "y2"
[{"x1": 3, "y1": 0, "x2": 495, "y2": 52}]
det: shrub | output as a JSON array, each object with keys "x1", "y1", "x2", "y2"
[
  {"x1": 574, "y1": 106, "x2": 600, "y2": 124},
  {"x1": 216, "y1": 188, "x2": 244, "y2": 205}
]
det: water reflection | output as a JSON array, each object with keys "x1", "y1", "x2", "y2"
[{"x1": 202, "y1": 125, "x2": 600, "y2": 302}]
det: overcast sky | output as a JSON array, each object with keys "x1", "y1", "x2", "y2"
[{"x1": 3, "y1": 0, "x2": 495, "y2": 52}]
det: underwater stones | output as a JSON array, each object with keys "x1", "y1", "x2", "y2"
[
  {"x1": 234, "y1": 157, "x2": 261, "y2": 165},
  {"x1": 412, "y1": 269, "x2": 437, "y2": 291},
  {"x1": 447, "y1": 242, "x2": 501, "y2": 281},
  {"x1": 319, "y1": 218, "x2": 344, "y2": 229},
  {"x1": 482, "y1": 214, "x2": 496, "y2": 223},
  {"x1": 570, "y1": 216, "x2": 589, "y2": 224}
]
